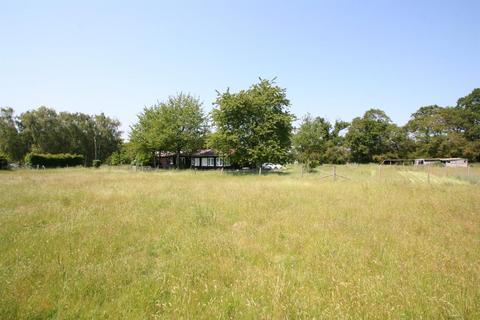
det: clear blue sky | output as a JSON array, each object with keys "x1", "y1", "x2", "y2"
[{"x1": 1, "y1": 0, "x2": 479, "y2": 138}]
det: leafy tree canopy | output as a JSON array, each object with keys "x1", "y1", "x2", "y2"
[
  {"x1": 1, "y1": 106, "x2": 121, "y2": 165},
  {"x1": 210, "y1": 78, "x2": 294, "y2": 168},
  {"x1": 346, "y1": 109, "x2": 403, "y2": 163},
  {"x1": 456, "y1": 88, "x2": 480, "y2": 141},
  {"x1": 130, "y1": 93, "x2": 208, "y2": 168},
  {"x1": 293, "y1": 115, "x2": 350, "y2": 169},
  {"x1": 404, "y1": 89, "x2": 480, "y2": 161},
  {"x1": 0, "y1": 107, "x2": 27, "y2": 161}
]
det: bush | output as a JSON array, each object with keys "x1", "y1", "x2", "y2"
[
  {"x1": 0, "y1": 154, "x2": 8, "y2": 170},
  {"x1": 107, "y1": 152, "x2": 120, "y2": 166},
  {"x1": 25, "y1": 153, "x2": 84, "y2": 168},
  {"x1": 107, "y1": 151, "x2": 132, "y2": 166},
  {"x1": 134, "y1": 152, "x2": 152, "y2": 166},
  {"x1": 92, "y1": 160, "x2": 101, "y2": 168},
  {"x1": 324, "y1": 146, "x2": 350, "y2": 164}
]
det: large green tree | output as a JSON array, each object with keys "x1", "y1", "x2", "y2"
[
  {"x1": 456, "y1": 88, "x2": 480, "y2": 161},
  {"x1": 130, "y1": 93, "x2": 208, "y2": 168},
  {"x1": 19, "y1": 107, "x2": 68, "y2": 154},
  {"x1": 210, "y1": 79, "x2": 294, "y2": 169},
  {"x1": 346, "y1": 109, "x2": 403, "y2": 163},
  {"x1": 92, "y1": 113, "x2": 123, "y2": 162},
  {"x1": 293, "y1": 115, "x2": 331, "y2": 170},
  {"x1": 18, "y1": 106, "x2": 122, "y2": 165},
  {"x1": 456, "y1": 88, "x2": 480, "y2": 141},
  {"x1": 0, "y1": 107, "x2": 27, "y2": 161},
  {"x1": 323, "y1": 120, "x2": 350, "y2": 164},
  {"x1": 293, "y1": 115, "x2": 350, "y2": 169},
  {"x1": 405, "y1": 90, "x2": 480, "y2": 161},
  {"x1": 405, "y1": 105, "x2": 469, "y2": 158}
]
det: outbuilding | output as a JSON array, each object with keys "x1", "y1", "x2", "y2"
[{"x1": 414, "y1": 158, "x2": 468, "y2": 167}]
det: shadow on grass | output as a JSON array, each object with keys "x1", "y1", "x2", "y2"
[{"x1": 223, "y1": 169, "x2": 293, "y2": 176}]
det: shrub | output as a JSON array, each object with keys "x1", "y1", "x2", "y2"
[
  {"x1": 25, "y1": 153, "x2": 84, "y2": 168},
  {"x1": 107, "y1": 152, "x2": 120, "y2": 166},
  {"x1": 107, "y1": 151, "x2": 131, "y2": 166},
  {"x1": 0, "y1": 154, "x2": 8, "y2": 170},
  {"x1": 92, "y1": 160, "x2": 101, "y2": 168},
  {"x1": 134, "y1": 152, "x2": 152, "y2": 166},
  {"x1": 324, "y1": 146, "x2": 350, "y2": 164}
]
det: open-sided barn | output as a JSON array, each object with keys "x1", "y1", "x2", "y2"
[
  {"x1": 382, "y1": 158, "x2": 468, "y2": 168},
  {"x1": 414, "y1": 158, "x2": 468, "y2": 167}
]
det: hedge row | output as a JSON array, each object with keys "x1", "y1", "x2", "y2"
[{"x1": 25, "y1": 153, "x2": 84, "y2": 168}]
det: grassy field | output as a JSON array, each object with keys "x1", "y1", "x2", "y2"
[{"x1": 1, "y1": 165, "x2": 479, "y2": 319}]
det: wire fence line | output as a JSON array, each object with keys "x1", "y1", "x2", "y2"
[
  {"x1": 295, "y1": 163, "x2": 480, "y2": 185},
  {"x1": 10, "y1": 162, "x2": 480, "y2": 185}
]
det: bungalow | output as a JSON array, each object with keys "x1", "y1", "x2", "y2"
[
  {"x1": 155, "y1": 151, "x2": 189, "y2": 169},
  {"x1": 191, "y1": 149, "x2": 231, "y2": 169},
  {"x1": 156, "y1": 149, "x2": 232, "y2": 169}
]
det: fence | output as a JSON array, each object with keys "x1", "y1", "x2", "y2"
[
  {"x1": 22, "y1": 162, "x2": 476, "y2": 185},
  {"x1": 295, "y1": 163, "x2": 480, "y2": 185}
]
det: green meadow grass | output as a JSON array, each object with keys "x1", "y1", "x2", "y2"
[{"x1": 0, "y1": 166, "x2": 479, "y2": 319}]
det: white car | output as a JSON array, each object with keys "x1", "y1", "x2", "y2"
[{"x1": 262, "y1": 163, "x2": 282, "y2": 170}]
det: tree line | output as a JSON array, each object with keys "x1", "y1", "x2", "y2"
[
  {"x1": 129, "y1": 79, "x2": 480, "y2": 169},
  {"x1": 1, "y1": 79, "x2": 479, "y2": 168},
  {"x1": 0, "y1": 106, "x2": 122, "y2": 165}
]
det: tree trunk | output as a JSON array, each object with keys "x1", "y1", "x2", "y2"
[
  {"x1": 176, "y1": 151, "x2": 181, "y2": 169},
  {"x1": 93, "y1": 135, "x2": 97, "y2": 161}
]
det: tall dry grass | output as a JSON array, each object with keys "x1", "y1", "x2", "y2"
[{"x1": 0, "y1": 166, "x2": 479, "y2": 319}]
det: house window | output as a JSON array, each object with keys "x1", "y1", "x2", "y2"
[
  {"x1": 193, "y1": 158, "x2": 200, "y2": 167},
  {"x1": 201, "y1": 157, "x2": 208, "y2": 167},
  {"x1": 207, "y1": 157, "x2": 215, "y2": 167},
  {"x1": 216, "y1": 157, "x2": 230, "y2": 167}
]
